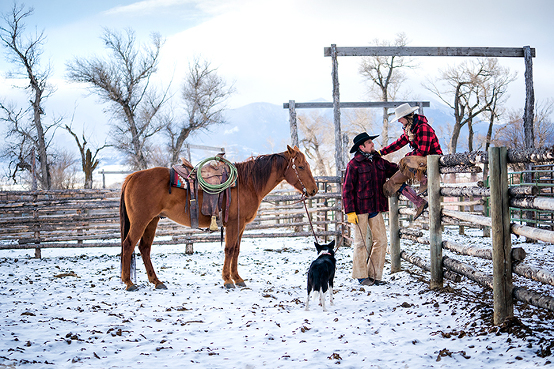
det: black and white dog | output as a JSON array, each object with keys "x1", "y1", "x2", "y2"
[{"x1": 305, "y1": 240, "x2": 336, "y2": 311}]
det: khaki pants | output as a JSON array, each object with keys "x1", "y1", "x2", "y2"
[{"x1": 351, "y1": 212, "x2": 387, "y2": 280}]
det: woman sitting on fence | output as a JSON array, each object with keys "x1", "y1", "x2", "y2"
[{"x1": 378, "y1": 103, "x2": 443, "y2": 220}]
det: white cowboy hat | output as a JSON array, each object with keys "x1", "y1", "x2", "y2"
[{"x1": 390, "y1": 103, "x2": 419, "y2": 123}]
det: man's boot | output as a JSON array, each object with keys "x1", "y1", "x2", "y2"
[
  {"x1": 400, "y1": 184, "x2": 428, "y2": 220},
  {"x1": 383, "y1": 170, "x2": 410, "y2": 198}
]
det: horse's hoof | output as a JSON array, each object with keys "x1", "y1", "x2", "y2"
[
  {"x1": 155, "y1": 283, "x2": 167, "y2": 290},
  {"x1": 224, "y1": 283, "x2": 236, "y2": 289},
  {"x1": 126, "y1": 284, "x2": 138, "y2": 292},
  {"x1": 236, "y1": 281, "x2": 247, "y2": 288}
]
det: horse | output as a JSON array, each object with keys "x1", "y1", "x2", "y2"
[{"x1": 119, "y1": 145, "x2": 318, "y2": 291}]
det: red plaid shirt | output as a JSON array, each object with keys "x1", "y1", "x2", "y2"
[
  {"x1": 342, "y1": 152, "x2": 398, "y2": 214},
  {"x1": 380, "y1": 114, "x2": 443, "y2": 157}
]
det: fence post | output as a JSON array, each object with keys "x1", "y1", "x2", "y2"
[
  {"x1": 331, "y1": 44, "x2": 344, "y2": 176},
  {"x1": 389, "y1": 196, "x2": 400, "y2": 273},
  {"x1": 428, "y1": 155, "x2": 443, "y2": 289},
  {"x1": 489, "y1": 146, "x2": 514, "y2": 325},
  {"x1": 289, "y1": 100, "x2": 298, "y2": 147}
]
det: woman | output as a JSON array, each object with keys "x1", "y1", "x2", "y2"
[{"x1": 379, "y1": 103, "x2": 443, "y2": 220}]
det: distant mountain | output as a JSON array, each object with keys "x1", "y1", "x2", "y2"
[
  {"x1": 190, "y1": 102, "x2": 292, "y2": 161},
  {"x1": 192, "y1": 99, "x2": 495, "y2": 160},
  {"x1": 97, "y1": 99, "x2": 491, "y2": 170}
]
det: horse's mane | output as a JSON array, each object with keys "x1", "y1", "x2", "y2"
[{"x1": 235, "y1": 153, "x2": 288, "y2": 193}]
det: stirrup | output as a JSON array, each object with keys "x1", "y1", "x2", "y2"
[{"x1": 209, "y1": 215, "x2": 218, "y2": 231}]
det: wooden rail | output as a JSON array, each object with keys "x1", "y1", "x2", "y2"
[
  {"x1": 0, "y1": 177, "x2": 344, "y2": 256},
  {"x1": 389, "y1": 147, "x2": 554, "y2": 324}
]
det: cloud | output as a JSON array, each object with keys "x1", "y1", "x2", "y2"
[
  {"x1": 103, "y1": 0, "x2": 194, "y2": 16},
  {"x1": 224, "y1": 126, "x2": 239, "y2": 135},
  {"x1": 103, "y1": 0, "x2": 247, "y2": 17}
]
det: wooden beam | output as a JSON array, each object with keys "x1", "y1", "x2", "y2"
[
  {"x1": 324, "y1": 46, "x2": 536, "y2": 58},
  {"x1": 283, "y1": 101, "x2": 430, "y2": 109}
]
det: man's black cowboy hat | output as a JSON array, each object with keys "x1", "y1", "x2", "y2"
[{"x1": 350, "y1": 132, "x2": 379, "y2": 153}]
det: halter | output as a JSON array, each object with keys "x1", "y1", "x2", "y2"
[
  {"x1": 286, "y1": 155, "x2": 319, "y2": 243},
  {"x1": 286, "y1": 156, "x2": 308, "y2": 196}
]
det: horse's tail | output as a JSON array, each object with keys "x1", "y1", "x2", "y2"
[{"x1": 120, "y1": 179, "x2": 131, "y2": 247}]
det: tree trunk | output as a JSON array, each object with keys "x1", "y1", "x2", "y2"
[
  {"x1": 33, "y1": 90, "x2": 50, "y2": 189},
  {"x1": 448, "y1": 122, "x2": 462, "y2": 154}
]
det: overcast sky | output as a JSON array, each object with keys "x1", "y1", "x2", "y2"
[{"x1": 0, "y1": 0, "x2": 553, "y2": 139}]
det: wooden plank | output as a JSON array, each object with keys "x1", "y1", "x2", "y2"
[
  {"x1": 399, "y1": 251, "x2": 461, "y2": 282},
  {"x1": 323, "y1": 46, "x2": 536, "y2": 58},
  {"x1": 283, "y1": 101, "x2": 430, "y2": 109},
  {"x1": 513, "y1": 262, "x2": 554, "y2": 287},
  {"x1": 510, "y1": 196, "x2": 554, "y2": 211},
  {"x1": 511, "y1": 223, "x2": 554, "y2": 243},
  {"x1": 442, "y1": 209, "x2": 492, "y2": 227}
]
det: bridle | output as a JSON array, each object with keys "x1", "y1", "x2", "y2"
[
  {"x1": 286, "y1": 155, "x2": 319, "y2": 243},
  {"x1": 286, "y1": 156, "x2": 308, "y2": 197}
]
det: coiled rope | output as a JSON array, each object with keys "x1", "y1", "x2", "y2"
[{"x1": 195, "y1": 156, "x2": 238, "y2": 195}]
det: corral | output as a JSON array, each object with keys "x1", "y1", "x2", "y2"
[{"x1": 1, "y1": 148, "x2": 554, "y2": 367}]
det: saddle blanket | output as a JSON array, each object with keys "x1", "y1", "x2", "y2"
[{"x1": 171, "y1": 171, "x2": 189, "y2": 190}]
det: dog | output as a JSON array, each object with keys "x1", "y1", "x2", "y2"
[{"x1": 305, "y1": 240, "x2": 336, "y2": 311}]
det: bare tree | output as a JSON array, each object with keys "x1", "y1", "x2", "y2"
[
  {"x1": 342, "y1": 108, "x2": 377, "y2": 137},
  {"x1": 476, "y1": 60, "x2": 517, "y2": 155},
  {"x1": 0, "y1": 3, "x2": 59, "y2": 189},
  {"x1": 358, "y1": 33, "x2": 415, "y2": 146},
  {"x1": 66, "y1": 28, "x2": 168, "y2": 170},
  {"x1": 425, "y1": 58, "x2": 512, "y2": 154},
  {"x1": 163, "y1": 57, "x2": 234, "y2": 165},
  {"x1": 494, "y1": 99, "x2": 554, "y2": 151},
  {"x1": 63, "y1": 121, "x2": 110, "y2": 189},
  {"x1": 298, "y1": 112, "x2": 334, "y2": 176},
  {"x1": 49, "y1": 149, "x2": 78, "y2": 190}
]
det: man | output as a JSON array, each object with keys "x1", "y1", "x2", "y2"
[
  {"x1": 379, "y1": 103, "x2": 443, "y2": 220},
  {"x1": 342, "y1": 132, "x2": 398, "y2": 286}
]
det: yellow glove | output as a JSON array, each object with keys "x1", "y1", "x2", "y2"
[{"x1": 346, "y1": 212, "x2": 358, "y2": 224}]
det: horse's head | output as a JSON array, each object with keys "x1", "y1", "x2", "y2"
[{"x1": 283, "y1": 145, "x2": 318, "y2": 197}]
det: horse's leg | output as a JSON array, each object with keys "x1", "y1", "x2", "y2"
[
  {"x1": 121, "y1": 225, "x2": 146, "y2": 291},
  {"x1": 230, "y1": 230, "x2": 246, "y2": 287},
  {"x1": 222, "y1": 224, "x2": 244, "y2": 288},
  {"x1": 138, "y1": 217, "x2": 166, "y2": 290}
]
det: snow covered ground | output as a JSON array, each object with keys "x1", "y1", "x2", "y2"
[{"x1": 0, "y1": 226, "x2": 553, "y2": 368}]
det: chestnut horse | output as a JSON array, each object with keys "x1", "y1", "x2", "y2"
[{"x1": 120, "y1": 145, "x2": 318, "y2": 291}]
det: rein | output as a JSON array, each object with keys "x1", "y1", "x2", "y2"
[
  {"x1": 302, "y1": 196, "x2": 318, "y2": 244},
  {"x1": 287, "y1": 156, "x2": 320, "y2": 244}
]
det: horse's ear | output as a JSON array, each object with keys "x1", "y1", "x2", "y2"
[{"x1": 286, "y1": 145, "x2": 297, "y2": 156}]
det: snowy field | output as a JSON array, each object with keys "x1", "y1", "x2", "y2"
[{"x1": 0, "y1": 226, "x2": 553, "y2": 368}]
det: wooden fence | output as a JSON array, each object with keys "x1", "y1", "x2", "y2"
[
  {"x1": 0, "y1": 177, "x2": 344, "y2": 257},
  {"x1": 389, "y1": 146, "x2": 554, "y2": 325}
]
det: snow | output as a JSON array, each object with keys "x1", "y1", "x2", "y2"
[{"x1": 0, "y1": 227, "x2": 553, "y2": 368}]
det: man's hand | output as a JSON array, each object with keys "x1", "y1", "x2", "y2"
[{"x1": 346, "y1": 212, "x2": 358, "y2": 224}]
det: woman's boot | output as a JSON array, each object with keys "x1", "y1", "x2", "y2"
[{"x1": 400, "y1": 184, "x2": 428, "y2": 220}]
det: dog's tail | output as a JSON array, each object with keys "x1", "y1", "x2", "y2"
[{"x1": 311, "y1": 270, "x2": 329, "y2": 294}]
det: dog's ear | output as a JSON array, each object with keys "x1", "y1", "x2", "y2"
[
  {"x1": 329, "y1": 240, "x2": 336, "y2": 248},
  {"x1": 314, "y1": 242, "x2": 322, "y2": 252}
]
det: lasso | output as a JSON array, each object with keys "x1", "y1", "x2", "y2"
[{"x1": 195, "y1": 156, "x2": 238, "y2": 194}]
